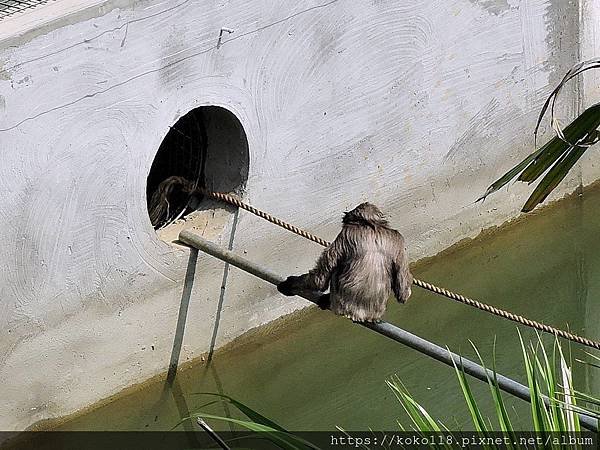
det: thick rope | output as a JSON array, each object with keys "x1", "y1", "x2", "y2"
[{"x1": 204, "y1": 190, "x2": 600, "y2": 351}]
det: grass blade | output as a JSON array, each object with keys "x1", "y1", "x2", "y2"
[
  {"x1": 557, "y1": 342, "x2": 581, "y2": 433},
  {"x1": 489, "y1": 340, "x2": 516, "y2": 440},
  {"x1": 193, "y1": 393, "x2": 287, "y2": 432},
  {"x1": 387, "y1": 377, "x2": 455, "y2": 450},
  {"x1": 521, "y1": 145, "x2": 587, "y2": 212},
  {"x1": 448, "y1": 353, "x2": 490, "y2": 438},
  {"x1": 517, "y1": 137, "x2": 568, "y2": 183},
  {"x1": 518, "y1": 332, "x2": 546, "y2": 432},
  {"x1": 196, "y1": 413, "x2": 321, "y2": 450},
  {"x1": 518, "y1": 104, "x2": 600, "y2": 183},
  {"x1": 387, "y1": 377, "x2": 442, "y2": 432},
  {"x1": 477, "y1": 147, "x2": 544, "y2": 201}
]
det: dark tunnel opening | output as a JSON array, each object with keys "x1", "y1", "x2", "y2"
[{"x1": 147, "y1": 106, "x2": 249, "y2": 230}]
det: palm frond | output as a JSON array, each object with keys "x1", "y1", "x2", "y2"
[
  {"x1": 479, "y1": 58, "x2": 600, "y2": 212},
  {"x1": 390, "y1": 332, "x2": 595, "y2": 435}
]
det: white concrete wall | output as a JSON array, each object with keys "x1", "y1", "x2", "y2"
[{"x1": 0, "y1": 0, "x2": 597, "y2": 430}]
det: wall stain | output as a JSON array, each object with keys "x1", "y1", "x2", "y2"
[
  {"x1": 0, "y1": 59, "x2": 10, "y2": 80},
  {"x1": 545, "y1": 0, "x2": 580, "y2": 111},
  {"x1": 469, "y1": 0, "x2": 511, "y2": 16}
]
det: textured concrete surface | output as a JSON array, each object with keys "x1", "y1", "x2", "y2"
[{"x1": 0, "y1": 0, "x2": 599, "y2": 430}]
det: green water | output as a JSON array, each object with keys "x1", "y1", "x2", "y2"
[{"x1": 55, "y1": 189, "x2": 600, "y2": 432}]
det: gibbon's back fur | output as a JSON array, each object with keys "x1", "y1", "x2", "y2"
[{"x1": 278, "y1": 202, "x2": 413, "y2": 322}]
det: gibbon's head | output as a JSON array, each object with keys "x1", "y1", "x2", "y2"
[{"x1": 343, "y1": 202, "x2": 389, "y2": 227}]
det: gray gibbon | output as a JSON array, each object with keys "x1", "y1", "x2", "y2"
[{"x1": 278, "y1": 202, "x2": 412, "y2": 322}]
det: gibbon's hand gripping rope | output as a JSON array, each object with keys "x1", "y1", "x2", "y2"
[{"x1": 200, "y1": 190, "x2": 600, "y2": 351}]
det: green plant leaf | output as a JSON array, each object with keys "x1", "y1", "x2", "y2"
[
  {"x1": 557, "y1": 340, "x2": 581, "y2": 433},
  {"x1": 521, "y1": 144, "x2": 587, "y2": 212},
  {"x1": 387, "y1": 378, "x2": 442, "y2": 432},
  {"x1": 518, "y1": 104, "x2": 600, "y2": 183},
  {"x1": 518, "y1": 333, "x2": 545, "y2": 432},
  {"x1": 477, "y1": 147, "x2": 545, "y2": 201},
  {"x1": 387, "y1": 377, "x2": 454, "y2": 450},
  {"x1": 517, "y1": 136, "x2": 568, "y2": 183},
  {"x1": 480, "y1": 57, "x2": 600, "y2": 211},
  {"x1": 534, "y1": 58, "x2": 600, "y2": 141},
  {"x1": 571, "y1": 389, "x2": 600, "y2": 408},
  {"x1": 448, "y1": 353, "x2": 491, "y2": 441},
  {"x1": 471, "y1": 339, "x2": 515, "y2": 445},
  {"x1": 193, "y1": 393, "x2": 287, "y2": 432},
  {"x1": 196, "y1": 413, "x2": 321, "y2": 450}
]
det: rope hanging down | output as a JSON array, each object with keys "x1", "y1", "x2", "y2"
[{"x1": 203, "y1": 190, "x2": 600, "y2": 351}]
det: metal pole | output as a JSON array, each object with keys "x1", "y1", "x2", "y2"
[
  {"x1": 197, "y1": 418, "x2": 231, "y2": 450},
  {"x1": 179, "y1": 229, "x2": 598, "y2": 433}
]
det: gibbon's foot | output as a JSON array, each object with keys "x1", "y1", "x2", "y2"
[
  {"x1": 277, "y1": 276, "x2": 299, "y2": 296},
  {"x1": 351, "y1": 317, "x2": 383, "y2": 324},
  {"x1": 316, "y1": 293, "x2": 331, "y2": 310}
]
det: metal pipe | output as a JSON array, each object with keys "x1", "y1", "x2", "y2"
[
  {"x1": 179, "y1": 229, "x2": 598, "y2": 432},
  {"x1": 196, "y1": 417, "x2": 231, "y2": 450}
]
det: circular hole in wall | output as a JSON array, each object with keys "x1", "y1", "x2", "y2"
[{"x1": 146, "y1": 106, "x2": 249, "y2": 241}]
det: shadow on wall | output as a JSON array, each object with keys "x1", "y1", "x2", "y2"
[
  {"x1": 146, "y1": 106, "x2": 249, "y2": 229},
  {"x1": 152, "y1": 108, "x2": 250, "y2": 435}
]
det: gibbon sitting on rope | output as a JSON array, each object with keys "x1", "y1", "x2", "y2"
[{"x1": 278, "y1": 202, "x2": 412, "y2": 322}]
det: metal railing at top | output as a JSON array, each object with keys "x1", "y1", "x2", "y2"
[{"x1": 0, "y1": 0, "x2": 54, "y2": 20}]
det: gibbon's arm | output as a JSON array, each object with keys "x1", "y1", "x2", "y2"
[
  {"x1": 277, "y1": 231, "x2": 346, "y2": 296},
  {"x1": 392, "y1": 237, "x2": 413, "y2": 303},
  {"x1": 304, "y1": 232, "x2": 346, "y2": 291}
]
